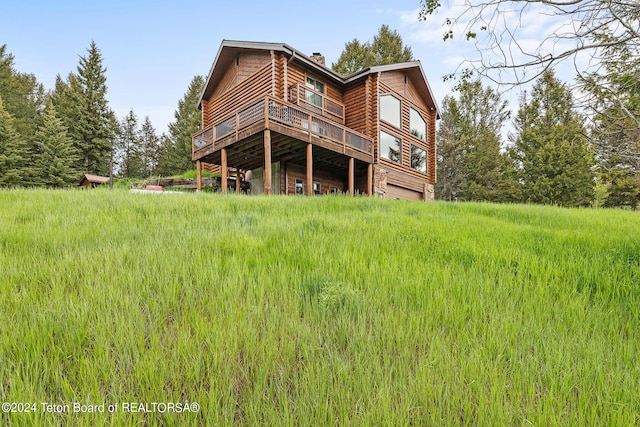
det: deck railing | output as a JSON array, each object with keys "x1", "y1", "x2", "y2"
[
  {"x1": 193, "y1": 96, "x2": 372, "y2": 159},
  {"x1": 288, "y1": 84, "x2": 345, "y2": 124}
]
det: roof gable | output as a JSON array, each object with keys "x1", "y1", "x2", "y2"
[{"x1": 199, "y1": 40, "x2": 440, "y2": 117}]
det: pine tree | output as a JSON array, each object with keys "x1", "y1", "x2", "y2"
[
  {"x1": 157, "y1": 75, "x2": 204, "y2": 175},
  {"x1": 54, "y1": 42, "x2": 116, "y2": 175},
  {"x1": 510, "y1": 71, "x2": 595, "y2": 207},
  {"x1": 140, "y1": 116, "x2": 160, "y2": 177},
  {"x1": 115, "y1": 109, "x2": 144, "y2": 178},
  {"x1": 0, "y1": 96, "x2": 35, "y2": 187},
  {"x1": 370, "y1": 25, "x2": 413, "y2": 66},
  {"x1": 34, "y1": 99, "x2": 79, "y2": 187},
  {"x1": 0, "y1": 44, "x2": 45, "y2": 155},
  {"x1": 435, "y1": 81, "x2": 517, "y2": 202},
  {"x1": 332, "y1": 39, "x2": 374, "y2": 76},
  {"x1": 332, "y1": 25, "x2": 414, "y2": 75}
]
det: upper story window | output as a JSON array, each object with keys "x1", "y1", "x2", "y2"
[
  {"x1": 411, "y1": 144, "x2": 427, "y2": 173},
  {"x1": 380, "y1": 131, "x2": 402, "y2": 164},
  {"x1": 380, "y1": 94, "x2": 401, "y2": 128},
  {"x1": 306, "y1": 76, "x2": 325, "y2": 107},
  {"x1": 410, "y1": 108, "x2": 427, "y2": 142}
]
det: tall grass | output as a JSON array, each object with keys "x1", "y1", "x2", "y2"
[{"x1": 1, "y1": 189, "x2": 639, "y2": 425}]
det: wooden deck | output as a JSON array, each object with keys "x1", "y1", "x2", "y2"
[{"x1": 192, "y1": 96, "x2": 374, "y2": 168}]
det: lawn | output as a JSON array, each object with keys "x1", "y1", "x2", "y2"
[{"x1": 1, "y1": 189, "x2": 639, "y2": 425}]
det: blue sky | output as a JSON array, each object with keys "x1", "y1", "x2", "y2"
[
  {"x1": 3, "y1": 0, "x2": 579, "y2": 136},
  {"x1": 2, "y1": 0, "x2": 477, "y2": 133}
]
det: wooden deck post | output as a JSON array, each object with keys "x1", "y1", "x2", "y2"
[
  {"x1": 236, "y1": 169, "x2": 241, "y2": 193},
  {"x1": 306, "y1": 143, "x2": 313, "y2": 195},
  {"x1": 264, "y1": 129, "x2": 272, "y2": 195},
  {"x1": 221, "y1": 148, "x2": 228, "y2": 194},
  {"x1": 367, "y1": 163, "x2": 373, "y2": 196},
  {"x1": 348, "y1": 157, "x2": 355, "y2": 196},
  {"x1": 196, "y1": 160, "x2": 202, "y2": 192}
]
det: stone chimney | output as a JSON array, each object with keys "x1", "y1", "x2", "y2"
[{"x1": 310, "y1": 52, "x2": 325, "y2": 66}]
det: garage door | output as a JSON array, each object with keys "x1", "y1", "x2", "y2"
[{"x1": 385, "y1": 184, "x2": 423, "y2": 201}]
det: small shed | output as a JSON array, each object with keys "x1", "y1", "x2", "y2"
[{"x1": 79, "y1": 174, "x2": 110, "y2": 189}]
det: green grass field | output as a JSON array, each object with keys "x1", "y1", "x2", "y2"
[{"x1": 1, "y1": 189, "x2": 639, "y2": 426}]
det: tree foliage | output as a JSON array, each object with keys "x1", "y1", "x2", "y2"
[
  {"x1": 0, "y1": 44, "x2": 45, "y2": 148},
  {"x1": 157, "y1": 75, "x2": 204, "y2": 176},
  {"x1": 332, "y1": 25, "x2": 414, "y2": 75},
  {"x1": 115, "y1": 110, "x2": 144, "y2": 178},
  {"x1": 418, "y1": 0, "x2": 640, "y2": 86},
  {"x1": 0, "y1": 96, "x2": 35, "y2": 187},
  {"x1": 436, "y1": 80, "x2": 517, "y2": 202},
  {"x1": 52, "y1": 41, "x2": 116, "y2": 175},
  {"x1": 510, "y1": 71, "x2": 595, "y2": 207},
  {"x1": 34, "y1": 99, "x2": 79, "y2": 187}
]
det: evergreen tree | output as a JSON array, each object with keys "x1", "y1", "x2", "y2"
[
  {"x1": 510, "y1": 71, "x2": 595, "y2": 207},
  {"x1": 0, "y1": 44, "x2": 45, "y2": 153},
  {"x1": 53, "y1": 42, "x2": 116, "y2": 175},
  {"x1": 34, "y1": 99, "x2": 79, "y2": 187},
  {"x1": 435, "y1": 81, "x2": 517, "y2": 202},
  {"x1": 140, "y1": 116, "x2": 160, "y2": 177},
  {"x1": 115, "y1": 109, "x2": 144, "y2": 178},
  {"x1": 332, "y1": 25, "x2": 413, "y2": 75},
  {"x1": 0, "y1": 96, "x2": 35, "y2": 187},
  {"x1": 370, "y1": 25, "x2": 413, "y2": 66},
  {"x1": 157, "y1": 75, "x2": 204, "y2": 175},
  {"x1": 332, "y1": 39, "x2": 374, "y2": 76}
]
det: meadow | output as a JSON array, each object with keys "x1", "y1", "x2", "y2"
[{"x1": 1, "y1": 189, "x2": 639, "y2": 426}]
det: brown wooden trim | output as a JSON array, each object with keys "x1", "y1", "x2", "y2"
[
  {"x1": 196, "y1": 160, "x2": 202, "y2": 191},
  {"x1": 367, "y1": 163, "x2": 373, "y2": 196},
  {"x1": 264, "y1": 129, "x2": 272, "y2": 195},
  {"x1": 221, "y1": 148, "x2": 228, "y2": 193},
  {"x1": 348, "y1": 157, "x2": 354, "y2": 195},
  {"x1": 306, "y1": 143, "x2": 313, "y2": 195}
]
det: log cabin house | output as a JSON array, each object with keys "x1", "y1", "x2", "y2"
[{"x1": 193, "y1": 40, "x2": 439, "y2": 200}]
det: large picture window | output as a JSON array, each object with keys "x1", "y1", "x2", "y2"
[
  {"x1": 410, "y1": 108, "x2": 427, "y2": 142},
  {"x1": 380, "y1": 95, "x2": 401, "y2": 128},
  {"x1": 380, "y1": 131, "x2": 402, "y2": 164},
  {"x1": 410, "y1": 144, "x2": 427, "y2": 173}
]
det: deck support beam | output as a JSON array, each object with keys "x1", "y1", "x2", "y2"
[
  {"x1": 196, "y1": 160, "x2": 202, "y2": 192},
  {"x1": 348, "y1": 157, "x2": 355, "y2": 196},
  {"x1": 221, "y1": 148, "x2": 228, "y2": 194},
  {"x1": 264, "y1": 129, "x2": 272, "y2": 195},
  {"x1": 236, "y1": 169, "x2": 241, "y2": 193},
  {"x1": 367, "y1": 163, "x2": 373, "y2": 196},
  {"x1": 306, "y1": 143, "x2": 313, "y2": 196}
]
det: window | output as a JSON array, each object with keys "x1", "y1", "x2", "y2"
[
  {"x1": 411, "y1": 144, "x2": 427, "y2": 173},
  {"x1": 380, "y1": 131, "x2": 402, "y2": 164},
  {"x1": 410, "y1": 108, "x2": 427, "y2": 142},
  {"x1": 295, "y1": 178, "x2": 304, "y2": 195},
  {"x1": 306, "y1": 76, "x2": 325, "y2": 107},
  {"x1": 313, "y1": 181, "x2": 321, "y2": 195},
  {"x1": 380, "y1": 95, "x2": 401, "y2": 128}
]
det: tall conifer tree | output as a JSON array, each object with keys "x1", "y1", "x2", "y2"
[
  {"x1": 0, "y1": 96, "x2": 35, "y2": 187},
  {"x1": 52, "y1": 42, "x2": 116, "y2": 175},
  {"x1": 510, "y1": 71, "x2": 595, "y2": 207},
  {"x1": 157, "y1": 75, "x2": 204, "y2": 175},
  {"x1": 34, "y1": 99, "x2": 79, "y2": 187},
  {"x1": 332, "y1": 25, "x2": 413, "y2": 75}
]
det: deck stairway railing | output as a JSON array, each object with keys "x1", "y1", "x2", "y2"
[{"x1": 193, "y1": 96, "x2": 372, "y2": 160}]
